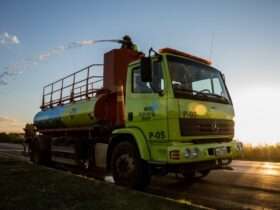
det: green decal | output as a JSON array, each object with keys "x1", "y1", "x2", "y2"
[
  {"x1": 139, "y1": 106, "x2": 156, "y2": 120},
  {"x1": 182, "y1": 111, "x2": 197, "y2": 118},
  {"x1": 149, "y1": 131, "x2": 166, "y2": 140}
]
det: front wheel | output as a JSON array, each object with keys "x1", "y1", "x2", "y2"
[{"x1": 110, "y1": 141, "x2": 150, "y2": 189}]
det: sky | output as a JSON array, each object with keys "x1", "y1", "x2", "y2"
[{"x1": 0, "y1": 0, "x2": 279, "y2": 145}]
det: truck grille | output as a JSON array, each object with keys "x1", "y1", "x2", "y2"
[{"x1": 179, "y1": 119, "x2": 234, "y2": 136}]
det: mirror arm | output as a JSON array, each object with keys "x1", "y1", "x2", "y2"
[
  {"x1": 158, "y1": 90, "x2": 164, "y2": 96},
  {"x1": 149, "y1": 48, "x2": 159, "y2": 57},
  {"x1": 148, "y1": 81, "x2": 164, "y2": 96},
  {"x1": 149, "y1": 48, "x2": 162, "y2": 61}
]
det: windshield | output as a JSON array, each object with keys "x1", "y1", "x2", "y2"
[{"x1": 167, "y1": 55, "x2": 231, "y2": 104}]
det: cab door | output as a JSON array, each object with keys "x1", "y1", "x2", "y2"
[{"x1": 125, "y1": 61, "x2": 168, "y2": 142}]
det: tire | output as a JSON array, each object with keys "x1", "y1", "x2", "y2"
[
  {"x1": 30, "y1": 139, "x2": 42, "y2": 164},
  {"x1": 110, "y1": 141, "x2": 150, "y2": 189},
  {"x1": 30, "y1": 136, "x2": 51, "y2": 165}
]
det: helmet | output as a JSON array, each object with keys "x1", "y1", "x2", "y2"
[{"x1": 122, "y1": 35, "x2": 132, "y2": 42}]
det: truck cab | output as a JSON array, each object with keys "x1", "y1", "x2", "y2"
[{"x1": 111, "y1": 48, "x2": 242, "y2": 185}]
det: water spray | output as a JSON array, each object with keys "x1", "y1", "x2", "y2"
[{"x1": 0, "y1": 36, "x2": 134, "y2": 86}]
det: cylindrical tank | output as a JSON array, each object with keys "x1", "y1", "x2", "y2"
[
  {"x1": 34, "y1": 97, "x2": 97, "y2": 129},
  {"x1": 34, "y1": 48, "x2": 140, "y2": 130}
]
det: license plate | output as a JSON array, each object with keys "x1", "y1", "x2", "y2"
[{"x1": 215, "y1": 147, "x2": 228, "y2": 157}]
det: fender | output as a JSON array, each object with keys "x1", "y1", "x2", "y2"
[{"x1": 112, "y1": 127, "x2": 151, "y2": 160}]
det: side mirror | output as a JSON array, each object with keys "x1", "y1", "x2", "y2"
[{"x1": 140, "y1": 57, "x2": 152, "y2": 82}]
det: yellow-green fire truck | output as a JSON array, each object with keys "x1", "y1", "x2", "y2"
[{"x1": 26, "y1": 38, "x2": 243, "y2": 189}]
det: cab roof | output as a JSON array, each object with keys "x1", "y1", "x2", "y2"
[{"x1": 159, "y1": 48, "x2": 212, "y2": 65}]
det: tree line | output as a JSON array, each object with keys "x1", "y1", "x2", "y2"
[{"x1": 240, "y1": 143, "x2": 280, "y2": 162}]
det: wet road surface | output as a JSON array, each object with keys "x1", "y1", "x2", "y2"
[{"x1": 1, "y1": 143, "x2": 280, "y2": 210}]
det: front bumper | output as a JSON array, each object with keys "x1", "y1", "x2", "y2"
[{"x1": 148, "y1": 140, "x2": 243, "y2": 164}]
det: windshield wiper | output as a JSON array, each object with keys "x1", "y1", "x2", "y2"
[
  {"x1": 173, "y1": 85, "x2": 209, "y2": 98},
  {"x1": 173, "y1": 85, "x2": 230, "y2": 103},
  {"x1": 203, "y1": 93, "x2": 229, "y2": 103}
]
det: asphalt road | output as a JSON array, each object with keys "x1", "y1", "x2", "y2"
[{"x1": 1, "y1": 142, "x2": 280, "y2": 210}]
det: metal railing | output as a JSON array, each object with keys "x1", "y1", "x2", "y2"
[{"x1": 41, "y1": 64, "x2": 103, "y2": 109}]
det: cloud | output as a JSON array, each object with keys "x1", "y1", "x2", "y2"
[
  {"x1": 0, "y1": 32, "x2": 20, "y2": 45},
  {"x1": 0, "y1": 80, "x2": 7, "y2": 85},
  {"x1": 38, "y1": 52, "x2": 51, "y2": 61},
  {"x1": 0, "y1": 116, "x2": 25, "y2": 133},
  {"x1": 0, "y1": 116, "x2": 16, "y2": 123}
]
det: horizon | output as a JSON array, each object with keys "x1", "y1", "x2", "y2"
[{"x1": 0, "y1": 0, "x2": 280, "y2": 145}]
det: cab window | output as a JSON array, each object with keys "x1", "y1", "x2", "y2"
[{"x1": 132, "y1": 62, "x2": 164, "y2": 93}]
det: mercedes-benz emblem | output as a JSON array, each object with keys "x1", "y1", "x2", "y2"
[{"x1": 212, "y1": 121, "x2": 218, "y2": 131}]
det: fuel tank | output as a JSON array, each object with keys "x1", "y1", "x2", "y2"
[{"x1": 33, "y1": 97, "x2": 97, "y2": 129}]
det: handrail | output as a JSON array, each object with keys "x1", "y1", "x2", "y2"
[{"x1": 41, "y1": 64, "x2": 103, "y2": 109}]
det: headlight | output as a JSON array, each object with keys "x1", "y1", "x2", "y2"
[
  {"x1": 184, "y1": 148, "x2": 191, "y2": 158},
  {"x1": 191, "y1": 147, "x2": 200, "y2": 157},
  {"x1": 184, "y1": 147, "x2": 200, "y2": 158},
  {"x1": 235, "y1": 142, "x2": 243, "y2": 151}
]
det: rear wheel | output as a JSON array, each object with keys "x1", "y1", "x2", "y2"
[
  {"x1": 30, "y1": 136, "x2": 51, "y2": 165},
  {"x1": 30, "y1": 139, "x2": 41, "y2": 164},
  {"x1": 110, "y1": 141, "x2": 150, "y2": 189}
]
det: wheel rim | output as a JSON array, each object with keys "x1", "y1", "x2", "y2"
[{"x1": 115, "y1": 154, "x2": 135, "y2": 179}]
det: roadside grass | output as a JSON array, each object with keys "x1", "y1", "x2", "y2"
[
  {"x1": 240, "y1": 144, "x2": 280, "y2": 162},
  {"x1": 0, "y1": 156, "x2": 200, "y2": 210}
]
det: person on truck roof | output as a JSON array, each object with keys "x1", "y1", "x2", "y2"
[{"x1": 121, "y1": 35, "x2": 139, "y2": 51}]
